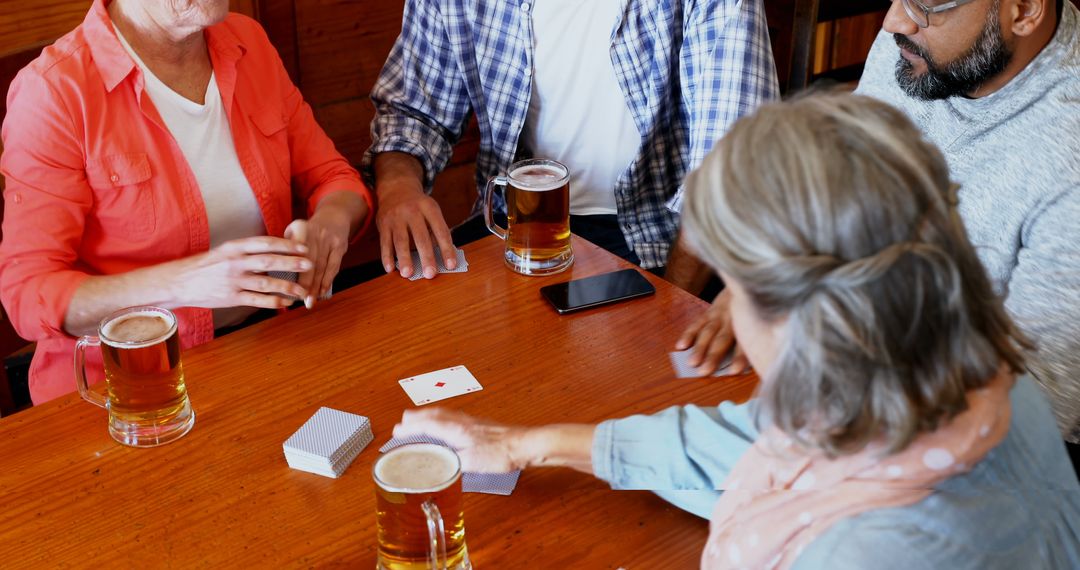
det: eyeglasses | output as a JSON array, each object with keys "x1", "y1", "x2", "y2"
[{"x1": 899, "y1": 0, "x2": 979, "y2": 28}]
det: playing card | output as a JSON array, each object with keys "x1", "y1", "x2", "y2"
[
  {"x1": 380, "y1": 435, "x2": 521, "y2": 495},
  {"x1": 399, "y1": 365, "x2": 483, "y2": 406},
  {"x1": 379, "y1": 434, "x2": 451, "y2": 453},
  {"x1": 463, "y1": 471, "x2": 521, "y2": 496},
  {"x1": 268, "y1": 270, "x2": 297, "y2": 283},
  {"x1": 396, "y1": 247, "x2": 469, "y2": 281},
  {"x1": 669, "y1": 350, "x2": 734, "y2": 378},
  {"x1": 267, "y1": 271, "x2": 333, "y2": 300}
]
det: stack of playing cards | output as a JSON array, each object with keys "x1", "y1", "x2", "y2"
[
  {"x1": 283, "y1": 407, "x2": 374, "y2": 478},
  {"x1": 396, "y1": 247, "x2": 469, "y2": 281}
]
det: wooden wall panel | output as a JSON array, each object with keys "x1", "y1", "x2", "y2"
[
  {"x1": 294, "y1": 0, "x2": 404, "y2": 106},
  {"x1": 0, "y1": 0, "x2": 91, "y2": 58},
  {"x1": 230, "y1": 0, "x2": 256, "y2": 17},
  {"x1": 766, "y1": 0, "x2": 888, "y2": 92},
  {"x1": 312, "y1": 99, "x2": 375, "y2": 168},
  {"x1": 253, "y1": 0, "x2": 300, "y2": 83},
  {"x1": 817, "y1": 11, "x2": 886, "y2": 73}
]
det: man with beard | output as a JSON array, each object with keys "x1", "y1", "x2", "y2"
[{"x1": 677, "y1": 0, "x2": 1080, "y2": 472}]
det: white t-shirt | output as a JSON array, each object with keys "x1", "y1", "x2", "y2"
[
  {"x1": 116, "y1": 28, "x2": 265, "y2": 328},
  {"x1": 521, "y1": 0, "x2": 641, "y2": 216}
]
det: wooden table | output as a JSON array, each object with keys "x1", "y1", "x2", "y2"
[{"x1": 0, "y1": 236, "x2": 756, "y2": 568}]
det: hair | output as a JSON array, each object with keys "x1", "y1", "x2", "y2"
[{"x1": 682, "y1": 92, "x2": 1029, "y2": 457}]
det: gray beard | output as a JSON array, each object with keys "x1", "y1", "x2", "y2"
[{"x1": 894, "y1": 10, "x2": 1013, "y2": 100}]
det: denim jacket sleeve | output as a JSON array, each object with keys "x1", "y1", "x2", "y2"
[
  {"x1": 592, "y1": 400, "x2": 758, "y2": 488},
  {"x1": 590, "y1": 400, "x2": 758, "y2": 518}
]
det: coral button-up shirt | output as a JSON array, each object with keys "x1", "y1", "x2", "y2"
[{"x1": 0, "y1": 0, "x2": 373, "y2": 404}]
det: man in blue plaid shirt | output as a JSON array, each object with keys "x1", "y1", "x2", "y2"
[{"x1": 363, "y1": 0, "x2": 778, "y2": 280}]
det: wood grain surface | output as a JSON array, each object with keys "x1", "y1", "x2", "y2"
[{"x1": 0, "y1": 237, "x2": 757, "y2": 568}]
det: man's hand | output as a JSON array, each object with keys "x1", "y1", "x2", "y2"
[
  {"x1": 377, "y1": 184, "x2": 457, "y2": 279},
  {"x1": 374, "y1": 152, "x2": 457, "y2": 280},
  {"x1": 674, "y1": 288, "x2": 751, "y2": 375}
]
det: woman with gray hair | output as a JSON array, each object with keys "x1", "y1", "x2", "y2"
[{"x1": 391, "y1": 93, "x2": 1080, "y2": 568}]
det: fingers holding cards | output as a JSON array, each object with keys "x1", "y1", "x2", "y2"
[
  {"x1": 267, "y1": 271, "x2": 332, "y2": 307},
  {"x1": 395, "y1": 247, "x2": 469, "y2": 281},
  {"x1": 669, "y1": 349, "x2": 735, "y2": 378},
  {"x1": 382, "y1": 424, "x2": 521, "y2": 495}
]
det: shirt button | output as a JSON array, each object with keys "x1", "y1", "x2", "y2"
[
  {"x1": 12, "y1": 193, "x2": 22, "y2": 204},
  {"x1": 109, "y1": 174, "x2": 120, "y2": 183},
  {"x1": 524, "y1": 68, "x2": 533, "y2": 77},
  {"x1": 521, "y1": 2, "x2": 530, "y2": 12}
]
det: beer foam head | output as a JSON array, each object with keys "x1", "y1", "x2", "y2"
[
  {"x1": 102, "y1": 310, "x2": 175, "y2": 348},
  {"x1": 510, "y1": 164, "x2": 566, "y2": 192},
  {"x1": 375, "y1": 444, "x2": 461, "y2": 492}
]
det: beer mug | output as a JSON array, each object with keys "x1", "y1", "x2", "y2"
[
  {"x1": 74, "y1": 306, "x2": 195, "y2": 447},
  {"x1": 374, "y1": 444, "x2": 471, "y2": 570},
  {"x1": 484, "y1": 158, "x2": 574, "y2": 275}
]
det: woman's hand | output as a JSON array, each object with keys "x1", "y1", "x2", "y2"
[
  {"x1": 674, "y1": 288, "x2": 751, "y2": 375},
  {"x1": 286, "y1": 191, "x2": 370, "y2": 307},
  {"x1": 393, "y1": 408, "x2": 528, "y2": 473},
  {"x1": 393, "y1": 408, "x2": 598, "y2": 475},
  {"x1": 62, "y1": 236, "x2": 310, "y2": 336},
  {"x1": 284, "y1": 214, "x2": 347, "y2": 308},
  {"x1": 168, "y1": 236, "x2": 312, "y2": 309}
]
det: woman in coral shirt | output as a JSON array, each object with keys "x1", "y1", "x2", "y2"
[{"x1": 0, "y1": 0, "x2": 373, "y2": 403}]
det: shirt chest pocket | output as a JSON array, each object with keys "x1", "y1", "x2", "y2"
[
  {"x1": 250, "y1": 105, "x2": 290, "y2": 186},
  {"x1": 85, "y1": 153, "x2": 157, "y2": 238}
]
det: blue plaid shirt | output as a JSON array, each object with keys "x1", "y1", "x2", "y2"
[{"x1": 363, "y1": 0, "x2": 778, "y2": 268}]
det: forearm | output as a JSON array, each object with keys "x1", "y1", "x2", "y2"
[
  {"x1": 313, "y1": 190, "x2": 370, "y2": 239},
  {"x1": 374, "y1": 152, "x2": 427, "y2": 199},
  {"x1": 593, "y1": 403, "x2": 757, "y2": 490},
  {"x1": 512, "y1": 424, "x2": 597, "y2": 475},
  {"x1": 664, "y1": 235, "x2": 715, "y2": 295},
  {"x1": 63, "y1": 263, "x2": 183, "y2": 337}
]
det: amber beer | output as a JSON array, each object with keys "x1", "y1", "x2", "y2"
[
  {"x1": 374, "y1": 444, "x2": 471, "y2": 570},
  {"x1": 485, "y1": 159, "x2": 574, "y2": 275},
  {"x1": 75, "y1": 306, "x2": 194, "y2": 447}
]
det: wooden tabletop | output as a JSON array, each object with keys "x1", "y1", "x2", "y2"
[{"x1": 0, "y1": 236, "x2": 757, "y2": 568}]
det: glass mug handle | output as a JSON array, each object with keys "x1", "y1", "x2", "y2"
[
  {"x1": 484, "y1": 175, "x2": 508, "y2": 240},
  {"x1": 74, "y1": 336, "x2": 107, "y2": 408},
  {"x1": 422, "y1": 499, "x2": 448, "y2": 570}
]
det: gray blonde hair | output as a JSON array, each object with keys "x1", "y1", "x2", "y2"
[{"x1": 683, "y1": 93, "x2": 1028, "y2": 456}]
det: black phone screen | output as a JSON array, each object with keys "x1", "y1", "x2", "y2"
[{"x1": 540, "y1": 269, "x2": 656, "y2": 314}]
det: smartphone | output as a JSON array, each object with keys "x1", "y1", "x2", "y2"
[{"x1": 540, "y1": 269, "x2": 656, "y2": 314}]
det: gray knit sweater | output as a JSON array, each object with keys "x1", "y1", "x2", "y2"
[{"x1": 856, "y1": 4, "x2": 1080, "y2": 442}]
